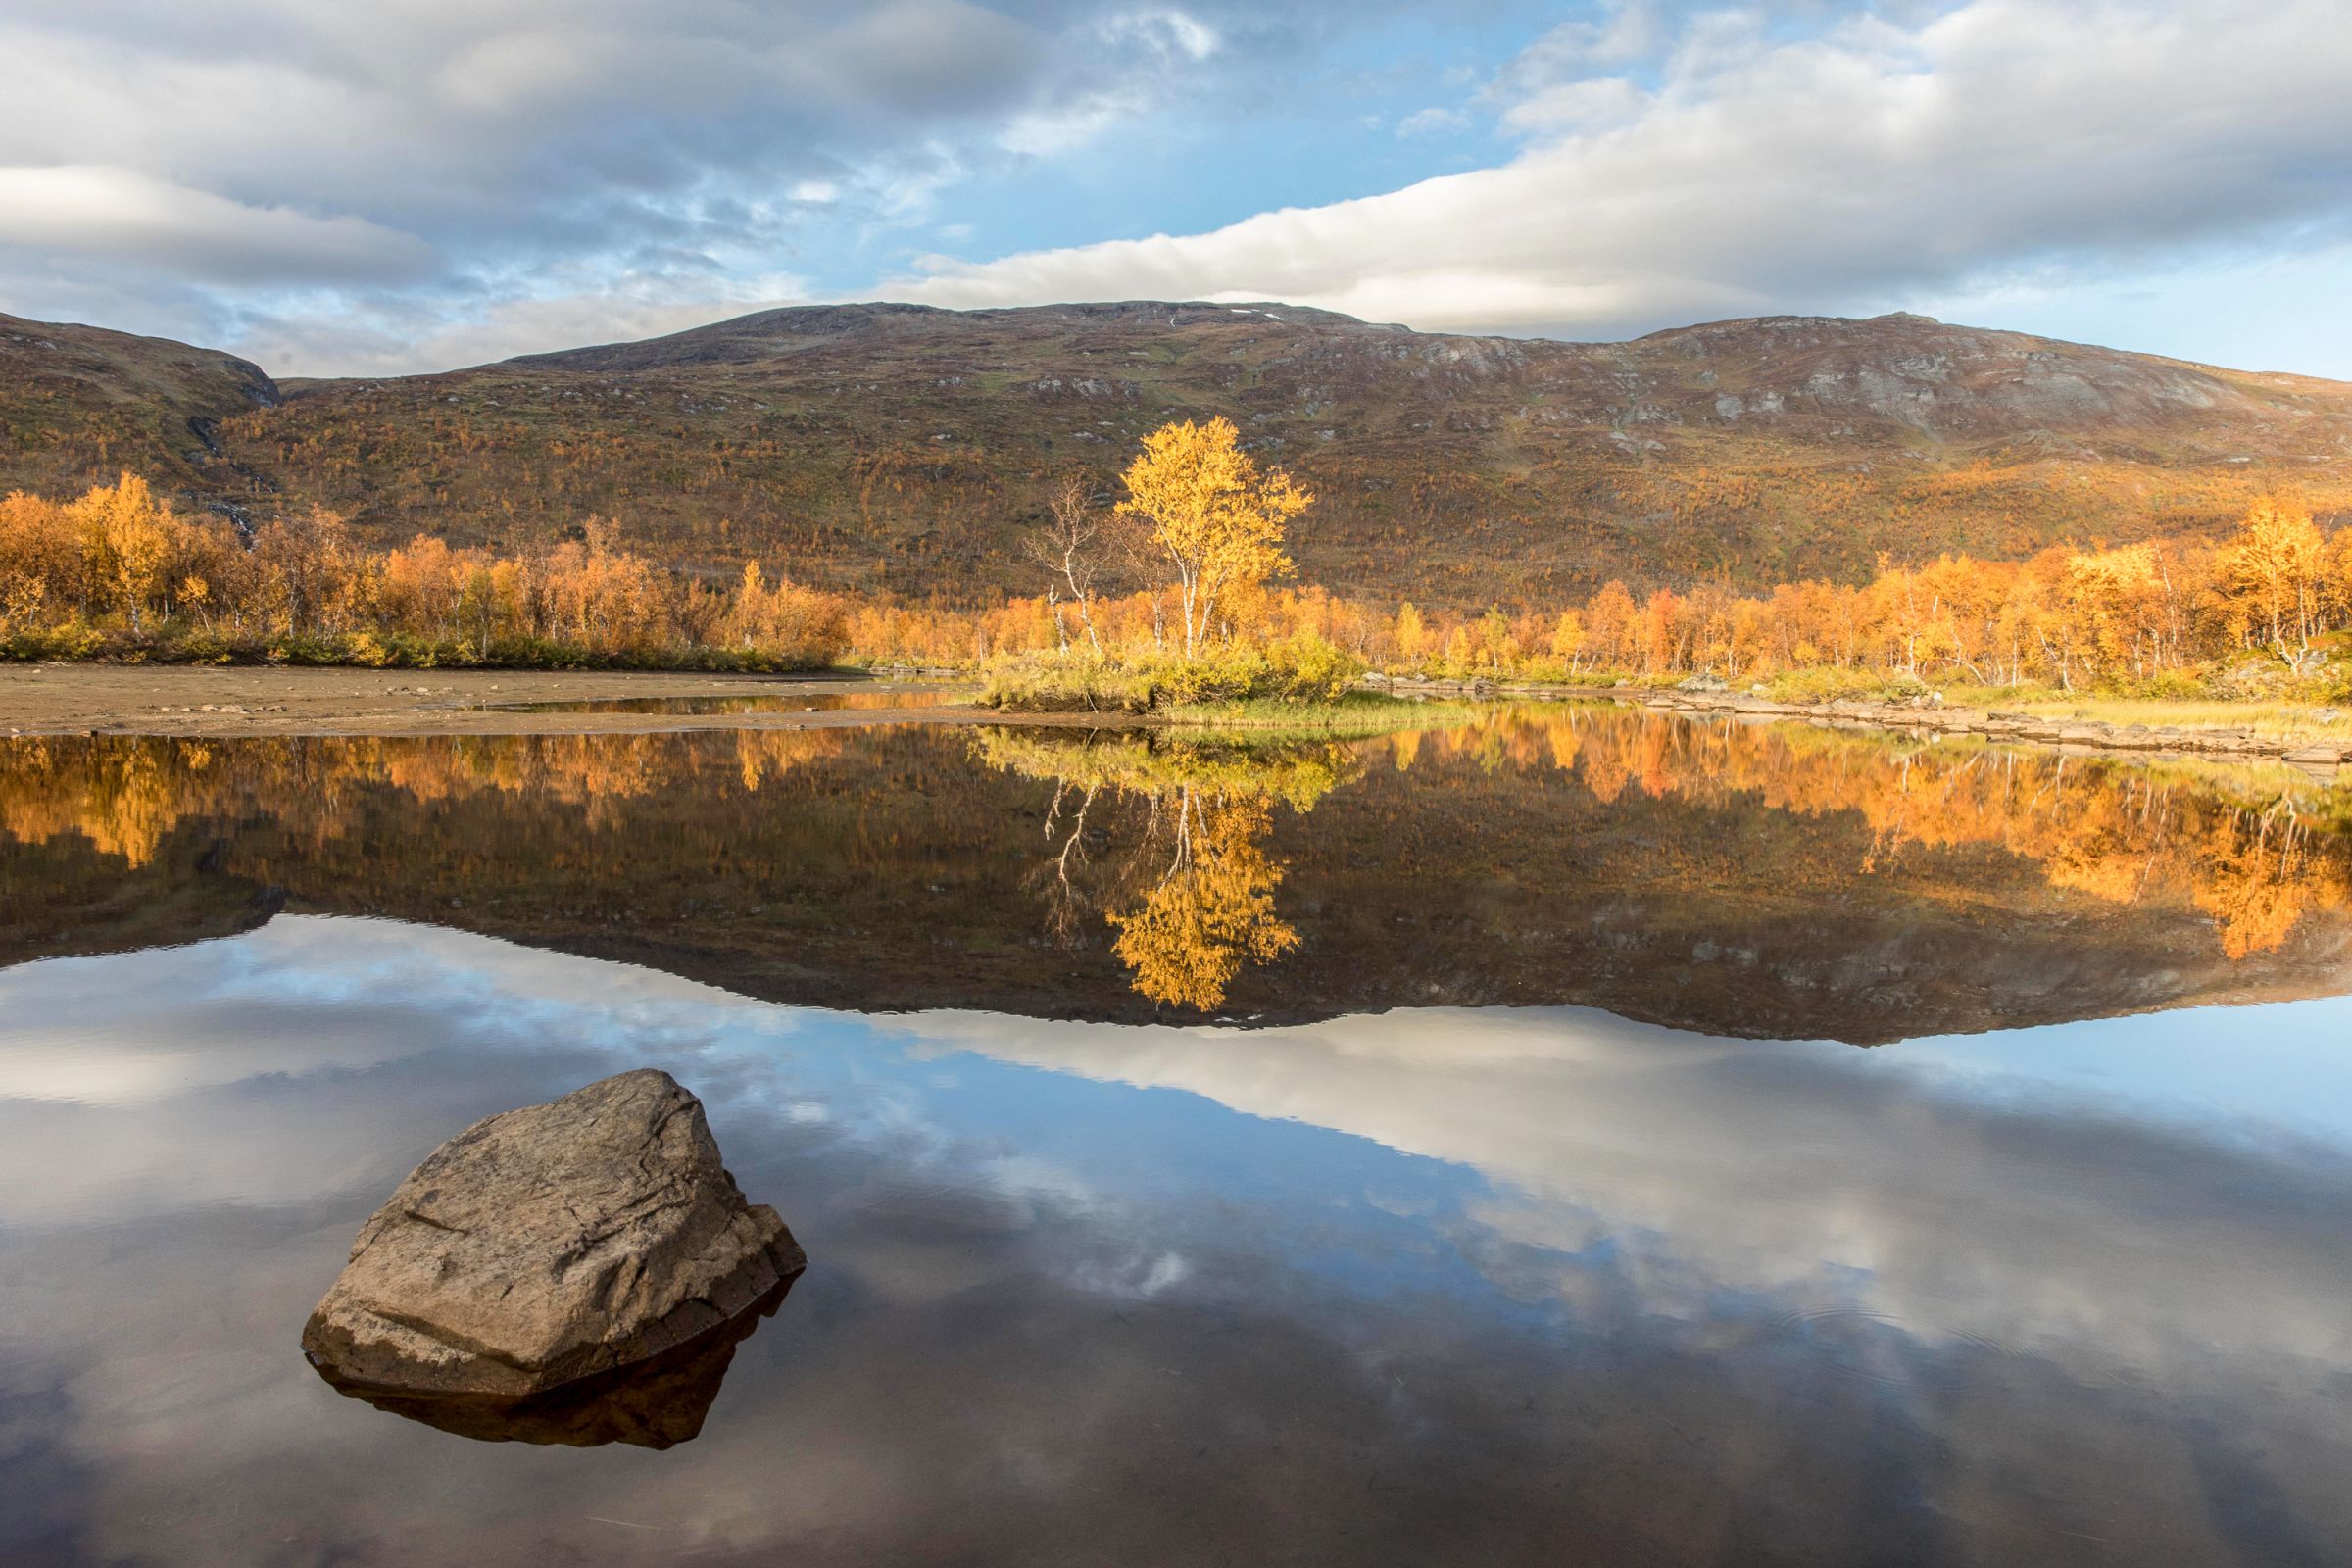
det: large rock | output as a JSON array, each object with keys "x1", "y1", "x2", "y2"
[{"x1": 302, "y1": 1069, "x2": 804, "y2": 1398}]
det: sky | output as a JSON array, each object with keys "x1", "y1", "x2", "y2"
[{"x1": 2, "y1": 0, "x2": 2349, "y2": 378}]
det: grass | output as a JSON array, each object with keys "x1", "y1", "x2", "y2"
[
  {"x1": 1984, "y1": 697, "x2": 2352, "y2": 740},
  {"x1": 1162, "y1": 691, "x2": 1495, "y2": 737},
  {"x1": 977, "y1": 643, "x2": 1509, "y2": 740},
  {"x1": 1902, "y1": 679, "x2": 2348, "y2": 738}
]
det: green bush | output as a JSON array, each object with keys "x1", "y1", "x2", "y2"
[
  {"x1": 2, "y1": 623, "x2": 106, "y2": 662},
  {"x1": 980, "y1": 632, "x2": 1367, "y2": 713},
  {"x1": 1267, "y1": 629, "x2": 1362, "y2": 702}
]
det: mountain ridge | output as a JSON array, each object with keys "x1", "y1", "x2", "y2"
[{"x1": 5, "y1": 300, "x2": 2348, "y2": 604}]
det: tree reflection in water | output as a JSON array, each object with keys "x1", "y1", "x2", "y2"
[
  {"x1": 977, "y1": 731, "x2": 1351, "y2": 1009},
  {"x1": 6, "y1": 710, "x2": 2352, "y2": 1037}
]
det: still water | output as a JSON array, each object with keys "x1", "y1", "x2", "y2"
[
  {"x1": 3, "y1": 707, "x2": 2351, "y2": 1565},
  {"x1": 466, "y1": 688, "x2": 958, "y2": 715}
]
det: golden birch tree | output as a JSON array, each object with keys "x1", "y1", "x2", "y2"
[{"x1": 1115, "y1": 416, "x2": 1310, "y2": 656}]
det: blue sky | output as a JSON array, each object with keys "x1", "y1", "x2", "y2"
[{"x1": 2, "y1": 1, "x2": 2348, "y2": 378}]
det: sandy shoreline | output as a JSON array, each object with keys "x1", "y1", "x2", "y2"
[
  {"x1": 0, "y1": 663, "x2": 1134, "y2": 738},
  {"x1": 2, "y1": 666, "x2": 2346, "y2": 778}
]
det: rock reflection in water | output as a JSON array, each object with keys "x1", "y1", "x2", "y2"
[{"x1": 310, "y1": 1278, "x2": 792, "y2": 1449}]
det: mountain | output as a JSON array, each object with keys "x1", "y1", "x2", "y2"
[
  {"x1": 6, "y1": 301, "x2": 2349, "y2": 603},
  {"x1": 0, "y1": 312, "x2": 280, "y2": 510}
]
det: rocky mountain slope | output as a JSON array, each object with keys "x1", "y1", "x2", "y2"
[
  {"x1": 0, "y1": 312, "x2": 280, "y2": 506},
  {"x1": 5, "y1": 301, "x2": 2348, "y2": 603}
]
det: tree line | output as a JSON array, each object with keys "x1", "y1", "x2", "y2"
[
  {"x1": 4, "y1": 413, "x2": 2348, "y2": 696},
  {"x1": 0, "y1": 474, "x2": 842, "y2": 667}
]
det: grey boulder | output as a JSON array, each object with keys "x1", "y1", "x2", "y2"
[{"x1": 302, "y1": 1069, "x2": 804, "y2": 1397}]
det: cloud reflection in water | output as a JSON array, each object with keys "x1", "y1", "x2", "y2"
[{"x1": 2, "y1": 916, "x2": 2349, "y2": 1565}]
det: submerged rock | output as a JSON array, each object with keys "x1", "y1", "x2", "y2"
[{"x1": 302, "y1": 1069, "x2": 804, "y2": 1398}]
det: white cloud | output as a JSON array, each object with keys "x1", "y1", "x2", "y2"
[
  {"x1": 4, "y1": 0, "x2": 2345, "y2": 373},
  {"x1": 225, "y1": 271, "x2": 813, "y2": 378},
  {"x1": 909, "y1": 997, "x2": 2352, "y2": 1371},
  {"x1": 1098, "y1": 7, "x2": 1222, "y2": 64},
  {"x1": 1394, "y1": 106, "x2": 1469, "y2": 137},
  {"x1": 889, "y1": 0, "x2": 2352, "y2": 341},
  {"x1": 0, "y1": 165, "x2": 433, "y2": 285},
  {"x1": 0, "y1": 0, "x2": 1289, "y2": 370}
]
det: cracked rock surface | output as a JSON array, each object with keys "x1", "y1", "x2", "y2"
[{"x1": 301, "y1": 1069, "x2": 804, "y2": 1397}]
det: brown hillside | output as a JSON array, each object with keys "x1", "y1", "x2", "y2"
[
  {"x1": 6, "y1": 301, "x2": 2349, "y2": 604},
  {"x1": 0, "y1": 313, "x2": 280, "y2": 513}
]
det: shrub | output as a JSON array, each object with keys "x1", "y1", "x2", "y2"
[
  {"x1": 1761, "y1": 666, "x2": 1931, "y2": 704},
  {"x1": 1266, "y1": 629, "x2": 1363, "y2": 702},
  {"x1": 2120, "y1": 667, "x2": 2213, "y2": 702},
  {"x1": 979, "y1": 633, "x2": 1367, "y2": 713},
  {"x1": 1, "y1": 622, "x2": 106, "y2": 662}
]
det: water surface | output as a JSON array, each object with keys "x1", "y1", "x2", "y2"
[
  {"x1": 4, "y1": 708, "x2": 2351, "y2": 1565},
  {"x1": 470, "y1": 688, "x2": 959, "y2": 715},
  {"x1": 5, "y1": 707, "x2": 2346, "y2": 1037}
]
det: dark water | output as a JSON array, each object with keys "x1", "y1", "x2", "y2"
[
  {"x1": 470, "y1": 688, "x2": 958, "y2": 714},
  {"x1": 4, "y1": 709, "x2": 2352, "y2": 1565}
]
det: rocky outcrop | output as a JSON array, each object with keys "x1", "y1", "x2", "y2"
[{"x1": 302, "y1": 1069, "x2": 803, "y2": 1398}]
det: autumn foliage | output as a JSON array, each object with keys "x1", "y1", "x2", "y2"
[
  {"x1": 2, "y1": 452, "x2": 2346, "y2": 697},
  {"x1": 0, "y1": 474, "x2": 847, "y2": 668}
]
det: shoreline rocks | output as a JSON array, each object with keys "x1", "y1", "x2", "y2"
[{"x1": 302, "y1": 1069, "x2": 804, "y2": 1399}]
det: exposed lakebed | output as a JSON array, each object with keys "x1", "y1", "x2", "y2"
[{"x1": 4, "y1": 704, "x2": 2352, "y2": 1564}]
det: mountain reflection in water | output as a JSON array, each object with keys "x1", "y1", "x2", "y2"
[{"x1": 3, "y1": 706, "x2": 2350, "y2": 1039}]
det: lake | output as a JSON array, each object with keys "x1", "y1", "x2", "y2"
[{"x1": 4, "y1": 705, "x2": 2350, "y2": 1565}]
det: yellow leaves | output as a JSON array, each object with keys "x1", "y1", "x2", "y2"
[
  {"x1": 0, "y1": 462, "x2": 2340, "y2": 702},
  {"x1": 1393, "y1": 601, "x2": 1428, "y2": 662},
  {"x1": 0, "y1": 577, "x2": 47, "y2": 634},
  {"x1": 2057, "y1": 542, "x2": 2176, "y2": 676},
  {"x1": 66, "y1": 472, "x2": 177, "y2": 630},
  {"x1": 723, "y1": 560, "x2": 849, "y2": 663},
  {"x1": 1106, "y1": 791, "x2": 1299, "y2": 1010},
  {"x1": 1116, "y1": 416, "x2": 1311, "y2": 653},
  {"x1": 979, "y1": 731, "x2": 1342, "y2": 1009},
  {"x1": 2212, "y1": 492, "x2": 2328, "y2": 659}
]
